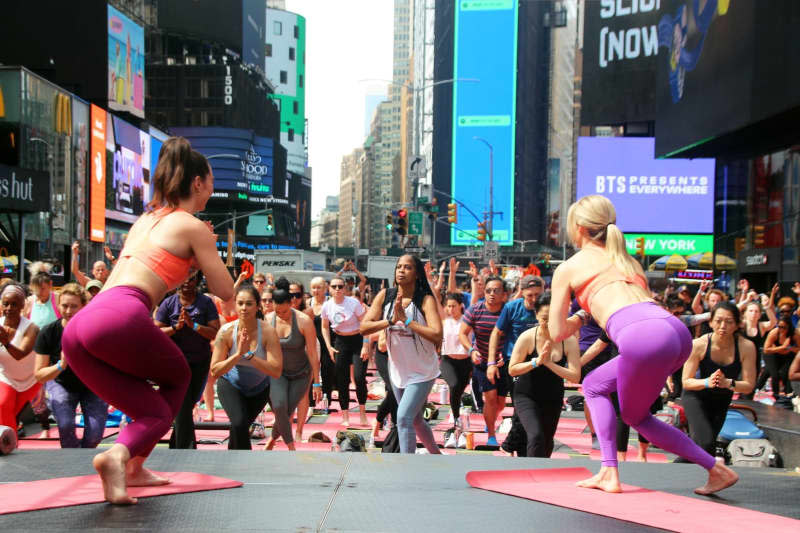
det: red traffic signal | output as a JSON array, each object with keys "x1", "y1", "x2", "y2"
[{"x1": 398, "y1": 208, "x2": 408, "y2": 218}]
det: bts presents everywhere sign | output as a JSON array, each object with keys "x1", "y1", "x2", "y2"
[
  {"x1": 0, "y1": 164, "x2": 50, "y2": 213},
  {"x1": 577, "y1": 137, "x2": 715, "y2": 234}
]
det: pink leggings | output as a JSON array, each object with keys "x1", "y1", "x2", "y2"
[
  {"x1": 583, "y1": 303, "x2": 716, "y2": 470},
  {"x1": 62, "y1": 286, "x2": 189, "y2": 458},
  {"x1": 0, "y1": 382, "x2": 41, "y2": 430}
]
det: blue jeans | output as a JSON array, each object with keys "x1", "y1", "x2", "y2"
[
  {"x1": 46, "y1": 381, "x2": 108, "y2": 448},
  {"x1": 392, "y1": 378, "x2": 441, "y2": 454}
]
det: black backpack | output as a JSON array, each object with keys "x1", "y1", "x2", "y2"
[
  {"x1": 565, "y1": 394, "x2": 585, "y2": 411},
  {"x1": 381, "y1": 425, "x2": 400, "y2": 453}
]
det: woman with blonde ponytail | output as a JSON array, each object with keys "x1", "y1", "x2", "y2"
[{"x1": 549, "y1": 195, "x2": 738, "y2": 496}]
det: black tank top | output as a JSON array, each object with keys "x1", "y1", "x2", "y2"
[
  {"x1": 514, "y1": 327, "x2": 567, "y2": 403},
  {"x1": 693, "y1": 333, "x2": 740, "y2": 400},
  {"x1": 740, "y1": 325, "x2": 765, "y2": 355}
]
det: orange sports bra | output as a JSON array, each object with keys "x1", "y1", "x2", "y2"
[
  {"x1": 574, "y1": 263, "x2": 647, "y2": 313},
  {"x1": 121, "y1": 208, "x2": 193, "y2": 290}
]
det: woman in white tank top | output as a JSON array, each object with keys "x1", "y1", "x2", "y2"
[{"x1": 360, "y1": 255, "x2": 443, "y2": 454}]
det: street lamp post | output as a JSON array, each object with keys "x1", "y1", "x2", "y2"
[{"x1": 472, "y1": 136, "x2": 494, "y2": 240}]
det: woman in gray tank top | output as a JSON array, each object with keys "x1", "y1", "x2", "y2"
[{"x1": 263, "y1": 281, "x2": 321, "y2": 450}]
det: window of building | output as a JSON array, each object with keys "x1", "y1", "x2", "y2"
[
  {"x1": 265, "y1": 43, "x2": 272, "y2": 57},
  {"x1": 289, "y1": 47, "x2": 295, "y2": 61},
  {"x1": 293, "y1": 101, "x2": 299, "y2": 114},
  {"x1": 288, "y1": 128, "x2": 295, "y2": 141},
  {"x1": 280, "y1": 70, "x2": 287, "y2": 84},
  {"x1": 274, "y1": 21, "x2": 282, "y2": 35},
  {"x1": 294, "y1": 25, "x2": 299, "y2": 38},
  {"x1": 298, "y1": 74, "x2": 304, "y2": 88}
]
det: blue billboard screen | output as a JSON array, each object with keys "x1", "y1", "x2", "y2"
[
  {"x1": 450, "y1": 0, "x2": 518, "y2": 246},
  {"x1": 171, "y1": 127, "x2": 274, "y2": 196}
]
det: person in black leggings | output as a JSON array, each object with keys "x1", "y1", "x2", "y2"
[
  {"x1": 439, "y1": 293, "x2": 472, "y2": 426},
  {"x1": 763, "y1": 318, "x2": 800, "y2": 398},
  {"x1": 369, "y1": 330, "x2": 397, "y2": 446},
  {"x1": 508, "y1": 294, "x2": 581, "y2": 457},
  {"x1": 320, "y1": 276, "x2": 368, "y2": 426},
  {"x1": 740, "y1": 297, "x2": 776, "y2": 399},
  {"x1": 682, "y1": 302, "x2": 756, "y2": 455}
]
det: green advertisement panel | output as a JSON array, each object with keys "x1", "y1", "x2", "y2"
[{"x1": 625, "y1": 234, "x2": 713, "y2": 256}]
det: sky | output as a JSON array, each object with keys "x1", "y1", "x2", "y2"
[{"x1": 284, "y1": 0, "x2": 394, "y2": 219}]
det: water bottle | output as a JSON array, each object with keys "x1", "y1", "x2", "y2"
[
  {"x1": 322, "y1": 396, "x2": 329, "y2": 414},
  {"x1": 462, "y1": 406, "x2": 471, "y2": 431},
  {"x1": 439, "y1": 383, "x2": 448, "y2": 404}
]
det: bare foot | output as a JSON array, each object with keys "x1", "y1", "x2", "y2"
[
  {"x1": 695, "y1": 459, "x2": 739, "y2": 495},
  {"x1": 263, "y1": 437, "x2": 276, "y2": 451},
  {"x1": 294, "y1": 431, "x2": 303, "y2": 443},
  {"x1": 286, "y1": 441, "x2": 296, "y2": 451},
  {"x1": 576, "y1": 466, "x2": 622, "y2": 493},
  {"x1": 341, "y1": 414, "x2": 350, "y2": 427},
  {"x1": 38, "y1": 429, "x2": 51, "y2": 439},
  {"x1": 93, "y1": 448, "x2": 138, "y2": 504},
  {"x1": 126, "y1": 456, "x2": 171, "y2": 487}
]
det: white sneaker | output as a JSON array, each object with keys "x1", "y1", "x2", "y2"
[
  {"x1": 457, "y1": 433, "x2": 467, "y2": 449},
  {"x1": 368, "y1": 435, "x2": 376, "y2": 448},
  {"x1": 415, "y1": 448, "x2": 430, "y2": 454},
  {"x1": 444, "y1": 432, "x2": 458, "y2": 448}
]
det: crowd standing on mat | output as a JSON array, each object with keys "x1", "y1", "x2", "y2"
[{"x1": 4, "y1": 137, "x2": 800, "y2": 507}]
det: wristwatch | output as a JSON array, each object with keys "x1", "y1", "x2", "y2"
[{"x1": 243, "y1": 350, "x2": 256, "y2": 360}]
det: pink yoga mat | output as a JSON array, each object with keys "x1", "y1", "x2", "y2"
[
  {"x1": 466, "y1": 467, "x2": 800, "y2": 532},
  {"x1": 0, "y1": 472, "x2": 242, "y2": 515}
]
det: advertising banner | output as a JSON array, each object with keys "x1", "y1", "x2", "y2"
[
  {"x1": 171, "y1": 127, "x2": 274, "y2": 197},
  {"x1": 0, "y1": 164, "x2": 50, "y2": 213},
  {"x1": 624, "y1": 233, "x2": 713, "y2": 256},
  {"x1": 107, "y1": 4, "x2": 145, "y2": 118},
  {"x1": 106, "y1": 115, "x2": 151, "y2": 224},
  {"x1": 581, "y1": 0, "x2": 664, "y2": 125},
  {"x1": 90, "y1": 104, "x2": 106, "y2": 242},
  {"x1": 450, "y1": 0, "x2": 517, "y2": 246},
  {"x1": 576, "y1": 137, "x2": 715, "y2": 234},
  {"x1": 242, "y1": 0, "x2": 265, "y2": 77}
]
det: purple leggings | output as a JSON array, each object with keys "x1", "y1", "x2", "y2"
[
  {"x1": 61, "y1": 286, "x2": 189, "y2": 458},
  {"x1": 583, "y1": 302, "x2": 715, "y2": 470}
]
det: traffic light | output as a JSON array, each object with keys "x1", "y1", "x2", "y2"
[
  {"x1": 753, "y1": 225, "x2": 765, "y2": 247},
  {"x1": 447, "y1": 203, "x2": 458, "y2": 224},
  {"x1": 734, "y1": 237, "x2": 746, "y2": 253},
  {"x1": 396, "y1": 208, "x2": 408, "y2": 236},
  {"x1": 385, "y1": 212, "x2": 394, "y2": 230},
  {"x1": 476, "y1": 222, "x2": 487, "y2": 241},
  {"x1": 634, "y1": 237, "x2": 645, "y2": 258},
  {"x1": 266, "y1": 211, "x2": 274, "y2": 230}
]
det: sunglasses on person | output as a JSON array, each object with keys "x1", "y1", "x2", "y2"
[
  {"x1": 253, "y1": 279, "x2": 266, "y2": 284},
  {"x1": 290, "y1": 292, "x2": 303, "y2": 299},
  {"x1": 330, "y1": 284, "x2": 344, "y2": 289},
  {"x1": 485, "y1": 287, "x2": 503, "y2": 294}
]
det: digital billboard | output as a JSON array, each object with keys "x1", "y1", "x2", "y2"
[
  {"x1": 242, "y1": 0, "x2": 265, "y2": 76},
  {"x1": 576, "y1": 137, "x2": 715, "y2": 234},
  {"x1": 107, "y1": 5, "x2": 145, "y2": 118},
  {"x1": 581, "y1": 0, "x2": 664, "y2": 125},
  {"x1": 105, "y1": 115, "x2": 151, "y2": 224},
  {"x1": 90, "y1": 104, "x2": 107, "y2": 242},
  {"x1": 450, "y1": 0, "x2": 517, "y2": 246},
  {"x1": 149, "y1": 126, "x2": 169, "y2": 179},
  {"x1": 171, "y1": 127, "x2": 275, "y2": 197}
]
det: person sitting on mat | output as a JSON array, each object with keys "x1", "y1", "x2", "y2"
[
  {"x1": 61, "y1": 137, "x2": 234, "y2": 504},
  {"x1": 360, "y1": 254, "x2": 443, "y2": 454},
  {"x1": 0, "y1": 283, "x2": 41, "y2": 440},
  {"x1": 508, "y1": 293, "x2": 580, "y2": 457},
  {"x1": 548, "y1": 195, "x2": 738, "y2": 495},
  {"x1": 320, "y1": 276, "x2": 368, "y2": 427},
  {"x1": 681, "y1": 301, "x2": 756, "y2": 457},
  {"x1": 263, "y1": 278, "x2": 320, "y2": 450},
  {"x1": 34, "y1": 283, "x2": 108, "y2": 448},
  {"x1": 211, "y1": 285, "x2": 282, "y2": 450}
]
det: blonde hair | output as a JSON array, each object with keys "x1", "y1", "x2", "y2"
[
  {"x1": 567, "y1": 195, "x2": 640, "y2": 278},
  {"x1": 59, "y1": 282, "x2": 88, "y2": 306}
]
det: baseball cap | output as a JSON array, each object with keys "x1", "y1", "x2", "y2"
[
  {"x1": 86, "y1": 280, "x2": 103, "y2": 292},
  {"x1": 677, "y1": 285, "x2": 690, "y2": 294},
  {"x1": 519, "y1": 275, "x2": 543, "y2": 289}
]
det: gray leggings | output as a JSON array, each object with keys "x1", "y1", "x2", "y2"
[{"x1": 270, "y1": 373, "x2": 311, "y2": 444}]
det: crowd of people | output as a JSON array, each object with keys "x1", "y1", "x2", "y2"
[{"x1": 2, "y1": 137, "x2": 800, "y2": 504}]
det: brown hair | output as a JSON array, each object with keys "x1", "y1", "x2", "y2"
[
  {"x1": 148, "y1": 137, "x2": 210, "y2": 210},
  {"x1": 59, "y1": 282, "x2": 88, "y2": 306}
]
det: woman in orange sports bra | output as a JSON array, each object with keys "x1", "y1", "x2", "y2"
[
  {"x1": 62, "y1": 137, "x2": 234, "y2": 505},
  {"x1": 548, "y1": 195, "x2": 738, "y2": 496}
]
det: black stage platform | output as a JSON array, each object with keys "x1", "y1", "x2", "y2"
[{"x1": 2, "y1": 450, "x2": 799, "y2": 532}]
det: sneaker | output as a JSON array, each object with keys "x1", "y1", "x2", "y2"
[
  {"x1": 415, "y1": 447, "x2": 430, "y2": 454},
  {"x1": 457, "y1": 433, "x2": 467, "y2": 449},
  {"x1": 591, "y1": 434, "x2": 600, "y2": 450},
  {"x1": 486, "y1": 435, "x2": 499, "y2": 447},
  {"x1": 368, "y1": 435, "x2": 376, "y2": 448},
  {"x1": 444, "y1": 431, "x2": 458, "y2": 449}
]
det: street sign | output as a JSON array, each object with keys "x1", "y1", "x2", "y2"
[
  {"x1": 483, "y1": 241, "x2": 499, "y2": 261},
  {"x1": 408, "y1": 156, "x2": 426, "y2": 181},
  {"x1": 357, "y1": 248, "x2": 369, "y2": 256},
  {"x1": 408, "y1": 211, "x2": 424, "y2": 236},
  {"x1": 404, "y1": 246, "x2": 425, "y2": 254}
]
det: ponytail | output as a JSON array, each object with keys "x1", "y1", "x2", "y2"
[
  {"x1": 148, "y1": 137, "x2": 209, "y2": 210},
  {"x1": 605, "y1": 223, "x2": 640, "y2": 278}
]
